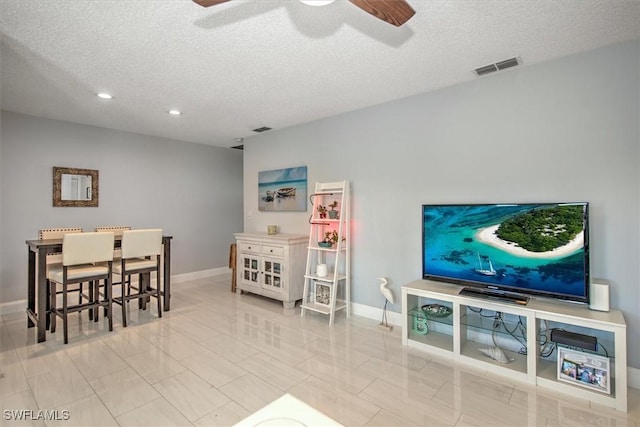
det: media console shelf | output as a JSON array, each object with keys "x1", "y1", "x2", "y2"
[{"x1": 401, "y1": 279, "x2": 628, "y2": 412}]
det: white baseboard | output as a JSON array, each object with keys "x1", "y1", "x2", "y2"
[
  {"x1": 629, "y1": 367, "x2": 640, "y2": 390},
  {"x1": 0, "y1": 299, "x2": 26, "y2": 316},
  {"x1": 2, "y1": 273, "x2": 639, "y2": 390},
  {"x1": 171, "y1": 267, "x2": 230, "y2": 283},
  {"x1": 351, "y1": 301, "x2": 402, "y2": 329},
  {"x1": 0, "y1": 267, "x2": 231, "y2": 316}
]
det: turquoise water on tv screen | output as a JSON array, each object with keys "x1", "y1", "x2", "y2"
[{"x1": 422, "y1": 204, "x2": 588, "y2": 298}]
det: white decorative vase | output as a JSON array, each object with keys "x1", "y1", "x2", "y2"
[{"x1": 316, "y1": 264, "x2": 328, "y2": 277}]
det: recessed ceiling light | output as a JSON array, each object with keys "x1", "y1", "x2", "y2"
[
  {"x1": 168, "y1": 109, "x2": 182, "y2": 116},
  {"x1": 96, "y1": 92, "x2": 112, "y2": 99}
]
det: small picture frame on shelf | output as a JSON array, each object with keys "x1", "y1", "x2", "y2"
[
  {"x1": 314, "y1": 281, "x2": 331, "y2": 306},
  {"x1": 557, "y1": 347, "x2": 610, "y2": 394}
]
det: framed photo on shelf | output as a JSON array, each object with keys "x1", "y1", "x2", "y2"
[
  {"x1": 557, "y1": 347, "x2": 610, "y2": 394},
  {"x1": 314, "y1": 281, "x2": 331, "y2": 306}
]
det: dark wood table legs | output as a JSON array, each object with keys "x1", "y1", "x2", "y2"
[
  {"x1": 163, "y1": 237, "x2": 171, "y2": 312},
  {"x1": 26, "y1": 246, "x2": 49, "y2": 342},
  {"x1": 27, "y1": 248, "x2": 36, "y2": 328},
  {"x1": 26, "y1": 235, "x2": 172, "y2": 343}
]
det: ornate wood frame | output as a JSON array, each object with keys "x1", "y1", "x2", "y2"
[{"x1": 53, "y1": 166, "x2": 99, "y2": 207}]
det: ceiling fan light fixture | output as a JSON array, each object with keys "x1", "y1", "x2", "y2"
[
  {"x1": 300, "y1": 0, "x2": 336, "y2": 6},
  {"x1": 193, "y1": 0, "x2": 414, "y2": 26}
]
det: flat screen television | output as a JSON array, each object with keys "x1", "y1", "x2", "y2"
[{"x1": 422, "y1": 203, "x2": 590, "y2": 304}]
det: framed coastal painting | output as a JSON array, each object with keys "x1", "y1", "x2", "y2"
[{"x1": 258, "y1": 166, "x2": 307, "y2": 212}]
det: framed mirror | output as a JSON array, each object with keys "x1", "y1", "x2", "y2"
[{"x1": 53, "y1": 167, "x2": 99, "y2": 207}]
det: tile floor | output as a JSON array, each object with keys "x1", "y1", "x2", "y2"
[{"x1": 0, "y1": 274, "x2": 638, "y2": 427}]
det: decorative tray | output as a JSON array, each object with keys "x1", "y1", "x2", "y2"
[{"x1": 421, "y1": 304, "x2": 452, "y2": 318}]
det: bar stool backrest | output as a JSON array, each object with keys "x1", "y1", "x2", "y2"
[
  {"x1": 62, "y1": 232, "x2": 115, "y2": 266},
  {"x1": 39, "y1": 228, "x2": 84, "y2": 240},
  {"x1": 121, "y1": 229, "x2": 162, "y2": 259},
  {"x1": 95, "y1": 226, "x2": 131, "y2": 236},
  {"x1": 39, "y1": 228, "x2": 83, "y2": 264},
  {"x1": 96, "y1": 226, "x2": 131, "y2": 260}
]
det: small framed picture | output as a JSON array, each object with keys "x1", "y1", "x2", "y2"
[
  {"x1": 557, "y1": 347, "x2": 610, "y2": 394},
  {"x1": 314, "y1": 282, "x2": 331, "y2": 306}
]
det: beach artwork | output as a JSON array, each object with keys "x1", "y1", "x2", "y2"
[
  {"x1": 423, "y1": 203, "x2": 588, "y2": 297},
  {"x1": 258, "y1": 166, "x2": 307, "y2": 212}
]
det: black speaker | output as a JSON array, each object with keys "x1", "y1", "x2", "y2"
[{"x1": 550, "y1": 329, "x2": 597, "y2": 351}]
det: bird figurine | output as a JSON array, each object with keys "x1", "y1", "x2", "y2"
[
  {"x1": 379, "y1": 277, "x2": 394, "y2": 304},
  {"x1": 378, "y1": 277, "x2": 394, "y2": 330}
]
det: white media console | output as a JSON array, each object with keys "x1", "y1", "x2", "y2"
[{"x1": 401, "y1": 279, "x2": 628, "y2": 412}]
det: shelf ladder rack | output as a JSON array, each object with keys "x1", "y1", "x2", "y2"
[{"x1": 300, "y1": 181, "x2": 350, "y2": 325}]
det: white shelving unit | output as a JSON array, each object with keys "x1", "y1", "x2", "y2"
[
  {"x1": 300, "y1": 181, "x2": 350, "y2": 325},
  {"x1": 402, "y1": 279, "x2": 628, "y2": 412}
]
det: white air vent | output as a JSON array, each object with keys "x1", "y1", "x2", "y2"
[{"x1": 475, "y1": 57, "x2": 521, "y2": 76}]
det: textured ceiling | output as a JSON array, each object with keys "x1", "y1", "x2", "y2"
[{"x1": 1, "y1": 0, "x2": 639, "y2": 148}]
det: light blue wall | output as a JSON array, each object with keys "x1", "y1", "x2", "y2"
[
  {"x1": 0, "y1": 111, "x2": 244, "y2": 302},
  {"x1": 242, "y1": 40, "x2": 640, "y2": 368}
]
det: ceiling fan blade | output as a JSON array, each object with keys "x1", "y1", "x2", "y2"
[
  {"x1": 349, "y1": 0, "x2": 415, "y2": 27},
  {"x1": 192, "y1": 0, "x2": 232, "y2": 7}
]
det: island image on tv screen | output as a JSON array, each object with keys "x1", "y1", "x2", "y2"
[{"x1": 422, "y1": 203, "x2": 589, "y2": 303}]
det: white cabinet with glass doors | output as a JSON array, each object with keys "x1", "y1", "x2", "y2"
[{"x1": 235, "y1": 233, "x2": 307, "y2": 309}]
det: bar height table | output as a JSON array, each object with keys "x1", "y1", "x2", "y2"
[{"x1": 25, "y1": 235, "x2": 172, "y2": 342}]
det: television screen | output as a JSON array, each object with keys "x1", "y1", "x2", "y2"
[{"x1": 422, "y1": 203, "x2": 590, "y2": 303}]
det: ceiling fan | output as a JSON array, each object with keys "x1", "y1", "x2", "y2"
[{"x1": 192, "y1": 0, "x2": 416, "y2": 27}]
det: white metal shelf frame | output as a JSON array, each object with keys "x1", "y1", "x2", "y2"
[{"x1": 301, "y1": 181, "x2": 351, "y2": 325}]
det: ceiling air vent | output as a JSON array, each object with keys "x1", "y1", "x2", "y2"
[
  {"x1": 474, "y1": 57, "x2": 520, "y2": 76},
  {"x1": 475, "y1": 64, "x2": 498, "y2": 76},
  {"x1": 252, "y1": 126, "x2": 272, "y2": 133},
  {"x1": 496, "y1": 57, "x2": 519, "y2": 70}
]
